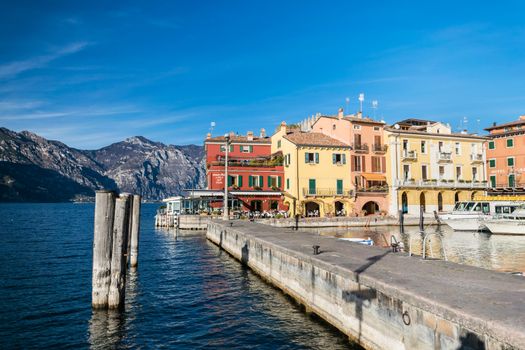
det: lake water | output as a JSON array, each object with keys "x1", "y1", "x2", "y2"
[
  {"x1": 0, "y1": 203, "x2": 357, "y2": 349},
  {"x1": 304, "y1": 224, "x2": 525, "y2": 274}
]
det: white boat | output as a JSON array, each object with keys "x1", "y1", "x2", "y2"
[
  {"x1": 339, "y1": 237, "x2": 374, "y2": 246},
  {"x1": 484, "y1": 208, "x2": 525, "y2": 235},
  {"x1": 440, "y1": 201, "x2": 522, "y2": 231}
]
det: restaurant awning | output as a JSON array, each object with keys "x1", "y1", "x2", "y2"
[{"x1": 361, "y1": 173, "x2": 386, "y2": 182}]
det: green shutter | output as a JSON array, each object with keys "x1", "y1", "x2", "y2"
[
  {"x1": 286, "y1": 178, "x2": 290, "y2": 189},
  {"x1": 490, "y1": 176, "x2": 496, "y2": 188},
  {"x1": 305, "y1": 153, "x2": 309, "y2": 163},
  {"x1": 249, "y1": 176, "x2": 253, "y2": 187},
  {"x1": 508, "y1": 158, "x2": 514, "y2": 166},
  {"x1": 259, "y1": 175, "x2": 263, "y2": 187},
  {"x1": 230, "y1": 145, "x2": 234, "y2": 152},
  {"x1": 277, "y1": 176, "x2": 282, "y2": 188},
  {"x1": 507, "y1": 139, "x2": 514, "y2": 147},
  {"x1": 268, "y1": 176, "x2": 272, "y2": 187},
  {"x1": 509, "y1": 174, "x2": 515, "y2": 187},
  {"x1": 342, "y1": 154, "x2": 346, "y2": 164},
  {"x1": 489, "y1": 159, "x2": 496, "y2": 168},
  {"x1": 488, "y1": 141, "x2": 495, "y2": 150},
  {"x1": 315, "y1": 153, "x2": 319, "y2": 164},
  {"x1": 337, "y1": 179, "x2": 343, "y2": 195},
  {"x1": 228, "y1": 176, "x2": 233, "y2": 186},
  {"x1": 332, "y1": 154, "x2": 336, "y2": 164},
  {"x1": 309, "y1": 179, "x2": 316, "y2": 195},
  {"x1": 238, "y1": 175, "x2": 243, "y2": 187},
  {"x1": 249, "y1": 145, "x2": 253, "y2": 153}
]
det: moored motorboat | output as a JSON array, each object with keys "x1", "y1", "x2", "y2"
[{"x1": 484, "y1": 208, "x2": 525, "y2": 235}]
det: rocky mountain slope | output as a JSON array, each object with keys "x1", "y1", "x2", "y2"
[{"x1": 0, "y1": 127, "x2": 205, "y2": 202}]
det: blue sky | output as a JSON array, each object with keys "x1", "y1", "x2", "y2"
[{"x1": 1, "y1": 1, "x2": 525, "y2": 149}]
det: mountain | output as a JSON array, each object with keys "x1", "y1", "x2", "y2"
[{"x1": 0, "y1": 128, "x2": 205, "y2": 202}]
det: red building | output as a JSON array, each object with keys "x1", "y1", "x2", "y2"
[{"x1": 204, "y1": 129, "x2": 286, "y2": 213}]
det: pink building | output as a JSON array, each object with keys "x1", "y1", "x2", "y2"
[{"x1": 311, "y1": 108, "x2": 388, "y2": 215}]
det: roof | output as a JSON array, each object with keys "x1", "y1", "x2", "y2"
[
  {"x1": 396, "y1": 118, "x2": 438, "y2": 126},
  {"x1": 313, "y1": 114, "x2": 384, "y2": 126},
  {"x1": 205, "y1": 135, "x2": 271, "y2": 144},
  {"x1": 384, "y1": 127, "x2": 488, "y2": 140},
  {"x1": 283, "y1": 131, "x2": 350, "y2": 148},
  {"x1": 484, "y1": 118, "x2": 525, "y2": 131}
]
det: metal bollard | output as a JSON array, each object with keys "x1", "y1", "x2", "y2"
[{"x1": 312, "y1": 245, "x2": 320, "y2": 255}]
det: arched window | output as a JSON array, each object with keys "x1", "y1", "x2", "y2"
[
  {"x1": 401, "y1": 192, "x2": 408, "y2": 214},
  {"x1": 420, "y1": 192, "x2": 426, "y2": 213}
]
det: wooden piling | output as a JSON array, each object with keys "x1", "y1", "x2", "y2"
[
  {"x1": 419, "y1": 206, "x2": 424, "y2": 231},
  {"x1": 399, "y1": 210, "x2": 405, "y2": 234},
  {"x1": 129, "y1": 194, "x2": 141, "y2": 268},
  {"x1": 108, "y1": 194, "x2": 131, "y2": 309},
  {"x1": 92, "y1": 190, "x2": 116, "y2": 309}
]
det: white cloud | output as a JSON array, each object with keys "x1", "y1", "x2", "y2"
[{"x1": 0, "y1": 42, "x2": 90, "y2": 79}]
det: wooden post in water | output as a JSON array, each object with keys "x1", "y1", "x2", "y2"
[
  {"x1": 419, "y1": 206, "x2": 424, "y2": 232},
  {"x1": 130, "y1": 194, "x2": 141, "y2": 268},
  {"x1": 108, "y1": 194, "x2": 131, "y2": 309},
  {"x1": 126, "y1": 195, "x2": 134, "y2": 264},
  {"x1": 92, "y1": 190, "x2": 116, "y2": 309},
  {"x1": 399, "y1": 210, "x2": 405, "y2": 234}
]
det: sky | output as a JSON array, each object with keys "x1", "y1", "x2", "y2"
[{"x1": 1, "y1": 1, "x2": 525, "y2": 149}]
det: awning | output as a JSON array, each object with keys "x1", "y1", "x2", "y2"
[{"x1": 361, "y1": 173, "x2": 386, "y2": 182}]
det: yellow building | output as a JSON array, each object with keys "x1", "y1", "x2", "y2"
[
  {"x1": 385, "y1": 119, "x2": 488, "y2": 216},
  {"x1": 272, "y1": 122, "x2": 353, "y2": 217}
]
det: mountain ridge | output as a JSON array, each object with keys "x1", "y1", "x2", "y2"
[{"x1": 0, "y1": 127, "x2": 205, "y2": 202}]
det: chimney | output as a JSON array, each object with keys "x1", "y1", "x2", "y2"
[
  {"x1": 280, "y1": 121, "x2": 287, "y2": 132},
  {"x1": 520, "y1": 115, "x2": 525, "y2": 121},
  {"x1": 338, "y1": 107, "x2": 344, "y2": 119},
  {"x1": 260, "y1": 128, "x2": 266, "y2": 138},
  {"x1": 246, "y1": 131, "x2": 254, "y2": 141},
  {"x1": 493, "y1": 122, "x2": 497, "y2": 126},
  {"x1": 206, "y1": 133, "x2": 211, "y2": 139},
  {"x1": 229, "y1": 131, "x2": 235, "y2": 138},
  {"x1": 356, "y1": 111, "x2": 362, "y2": 119}
]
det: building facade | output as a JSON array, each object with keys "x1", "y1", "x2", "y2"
[
  {"x1": 385, "y1": 119, "x2": 488, "y2": 216},
  {"x1": 204, "y1": 130, "x2": 285, "y2": 213},
  {"x1": 485, "y1": 115, "x2": 525, "y2": 194},
  {"x1": 271, "y1": 122, "x2": 353, "y2": 217},
  {"x1": 311, "y1": 108, "x2": 388, "y2": 215}
]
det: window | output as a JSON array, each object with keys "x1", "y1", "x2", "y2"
[
  {"x1": 286, "y1": 178, "x2": 290, "y2": 190},
  {"x1": 240, "y1": 145, "x2": 253, "y2": 153},
  {"x1": 308, "y1": 179, "x2": 316, "y2": 195},
  {"x1": 336, "y1": 179, "x2": 343, "y2": 195},
  {"x1": 488, "y1": 141, "x2": 495, "y2": 150},
  {"x1": 455, "y1": 166, "x2": 461, "y2": 179},
  {"x1": 421, "y1": 165, "x2": 428, "y2": 180},
  {"x1": 373, "y1": 126, "x2": 380, "y2": 131},
  {"x1": 472, "y1": 167, "x2": 478, "y2": 181},
  {"x1": 489, "y1": 159, "x2": 496, "y2": 168},
  {"x1": 353, "y1": 156, "x2": 362, "y2": 172},
  {"x1": 440, "y1": 166, "x2": 446, "y2": 179},
  {"x1": 332, "y1": 124, "x2": 336, "y2": 130},
  {"x1": 305, "y1": 152, "x2": 319, "y2": 164},
  {"x1": 248, "y1": 175, "x2": 264, "y2": 187},
  {"x1": 403, "y1": 164, "x2": 410, "y2": 180},
  {"x1": 455, "y1": 142, "x2": 461, "y2": 155},
  {"x1": 228, "y1": 175, "x2": 243, "y2": 187},
  {"x1": 402, "y1": 139, "x2": 408, "y2": 151},
  {"x1": 509, "y1": 174, "x2": 515, "y2": 187},
  {"x1": 220, "y1": 144, "x2": 234, "y2": 152},
  {"x1": 508, "y1": 157, "x2": 515, "y2": 167},
  {"x1": 507, "y1": 138, "x2": 514, "y2": 148},
  {"x1": 277, "y1": 140, "x2": 281, "y2": 148},
  {"x1": 420, "y1": 141, "x2": 426, "y2": 154},
  {"x1": 284, "y1": 153, "x2": 291, "y2": 166},
  {"x1": 490, "y1": 175, "x2": 496, "y2": 188},
  {"x1": 371, "y1": 157, "x2": 381, "y2": 172},
  {"x1": 267, "y1": 176, "x2": 282, "y2": 188},
  {"x1": 374, "y1": 135, "x2": 381, "y2": 147},
  {"x1": 353, "y1": 125, "x2": 361, "y2": 130},
  {"x1": 354, "y1": 134, "x2": 362, "y2": 146},
  {"x1": 438, "y1": 141, "x2": 444, "y2": 152},
  {"x1": 332, "y1": 153, "x2": 346, "y2": 165}
]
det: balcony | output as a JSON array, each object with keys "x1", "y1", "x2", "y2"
[
  {"x1": 397, "y1": 179, "x2": 488, "y2": 189},
  {"x1": 210, "y1": 159, "x2": 283, "y2": 168},
  {"x1": 302, "y1": 188, "x2": 353, "y2": 197},
  {"x1": 470, "y1": 153, "x2": 483, "y2": 163},
  {"x1": 437, "y1": 152, "x2": 452, "y2": 162},
  {"x1": 356, "y1": 185, "x2": 388, "y2": 193},
  {"x1": 372, "y1": 144, "x2": 388, "y2": 153},
  {"x1": 401, "y1": 150, "x2": 417, "y2": 161},
  {"x1": 352, "y1": 143, "x2": 369, "y2": 153}
]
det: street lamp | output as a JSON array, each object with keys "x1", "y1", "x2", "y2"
[{"x1": 223, "y1": 134, "x2": 230, "y2": 220}]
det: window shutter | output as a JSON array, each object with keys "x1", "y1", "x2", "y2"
[
  {"x1": 315, "y1": 153, "x2": 319, "y2": 164},
  {"x1": 230, "y1": 145, "x2": 234, "y2": 152},
  {"x1": 381, "y1": 157, "x2": 386, "y2": 173},
  {"x1": 228, "y1": 176, "x2": 233, "y2": 186},
  {"x1": 342, "y1": 154, "x2": 346, "y2": 164},
  {"x1": 249, "y1": 145, "x2": 253, "y2": 153},
  {"x1": 332, "y1": 154, "x2": 336, "y2": 164},
  {"x1": 362, "y1": 156, "x2": 366, "y2": 172},
  {"x1": 305, "y1": 153, "x2": 309, "y2": 163},
  {"x1": 277, "y1": 176, "x2": 282, "y2": 188},
  {"x1": 259, "y1": 175, "x2": 264, "y2": 187},
  {"x1": 238, "y1": 175, "x2": 243, "y2": 187},
  {"x1": 351, "y1": 156, "x2": 355, "y2": 171},
  {"x1": 249, "y1": 176, "x2": 253, "y2": 187},
  {"x1": 268, "y1": 176, "x2": 272, "y2": 187}
]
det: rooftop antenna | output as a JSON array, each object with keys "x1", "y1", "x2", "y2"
[
  {"x1": 358, "y1": 93, "x2": 365, "y2": 113},
  {"x1": 345, "y1": 97, "x2": 350, "y2": 114},
  {"x1": 372, "y1": 100, "x2": 378, "y2": 119}
]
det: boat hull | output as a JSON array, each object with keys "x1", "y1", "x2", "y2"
[{"x1": 484, "y1": 221, "x2": 525, "y2": 235}]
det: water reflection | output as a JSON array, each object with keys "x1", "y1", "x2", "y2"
[{"x1": 305, "y1": 225, "x2": 525, "y2": 273}]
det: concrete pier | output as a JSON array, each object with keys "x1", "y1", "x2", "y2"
[{"x1": 207, "y1": 220, "x2": 525, "y2": 350}]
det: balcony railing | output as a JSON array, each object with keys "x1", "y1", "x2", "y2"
[
  {"x1": 210, "y1": 160, "x2": 283, "y2": 167},
  {"x1": 397, "y1": 179, "x2": 488, "y2": 188},
  {"x1": 356, "y1": 186, "x2": 388, "y2": 193},
  {"x1": 302, "y1": 188, "x2": 353, "y2": 197},
  {"x1": 401, "y1": 150, "x2": 417, "y2": 160},
  {"x1": 352, "y1": 143, "x2": 369, "y2": 153},
  {"x1": 372, "y1": 144, "x2": 388, "y2": 153},
  {"x1": 470, "y1": 153, "x2": 483, "y2": 162},
  {"x1": 438, "y1": 152, "x2": 452, "y2": 162}
]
